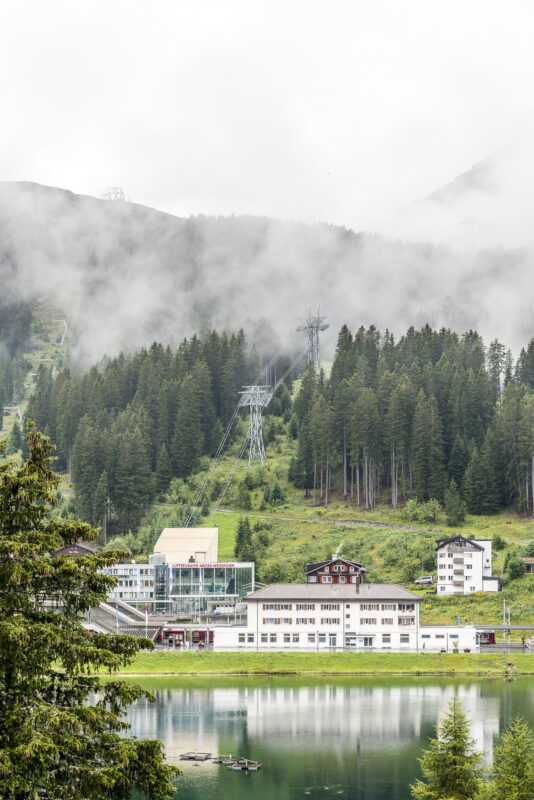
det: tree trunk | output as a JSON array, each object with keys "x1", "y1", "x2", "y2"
[
  {"x1": 351, "y1": 465, "x2": 354, "y2": 500},
  {"x1": 313, "y1": 461, "x2": 317, "y2": 507},
  {"x1": 325, "y1": 450, "x2": 329, "y2": 508},
  {"x1": 342, "y1": 425, "x2": 347, "y2": 499},
  {"x1": 364, "y1": 453, "x2": 369, "y2": 510},
  {"x1": 356, "y1": 459, "x2": 360, "y2": 506},
  {"x1": 320, "y1": 468, "x2": 323, "y2": 500},
  {"x1": 532, "y1": 454, "x2": 534, "y2": 518}
]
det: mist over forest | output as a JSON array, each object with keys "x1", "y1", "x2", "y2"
[{"x1": 0, "y1": 180, "x2": 533, "y2": 365}]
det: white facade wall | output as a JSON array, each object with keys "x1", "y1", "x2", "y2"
[
  {"x1": 214, "y1": 622, "x2": 478, "y2": 652},
  {"x1": 214, "y1": 596, "x2": 420, "y2": 651},
  {"x1": 437, "y1": 539, "x2": 493, "y2": 595}
]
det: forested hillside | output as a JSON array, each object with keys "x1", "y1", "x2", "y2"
[
  {"x1": 21, "y1": 318, "x2": 534, "y2": 554},
  {"x1": 24, "y1": 329, "x2": 293, "y2": 538},
  {"x1": 292, "y1": 324, "x2": 534, "y2": 517}
]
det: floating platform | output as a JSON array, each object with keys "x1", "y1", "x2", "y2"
[
  {"x1": 228, "y1": 759, "x2": 262, "y2": 771},
  {"x1": 180, "y1": 752, "x2": 212, "y2": 761}
]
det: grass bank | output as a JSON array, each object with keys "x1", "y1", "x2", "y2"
[{"x1": 101, "y1": 651, "x2": 534, "y2": 677}]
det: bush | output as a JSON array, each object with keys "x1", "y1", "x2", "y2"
[
  {"x1": 493, "y1": 533, "x2": 507, "y2": 551},
  {"x1": 402, "y1": 498, "x2": 441, "y2": 523}
]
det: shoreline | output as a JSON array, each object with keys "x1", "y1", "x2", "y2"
[{"x1": 98, "y1": 651, "x2": 534, "y2": 677}]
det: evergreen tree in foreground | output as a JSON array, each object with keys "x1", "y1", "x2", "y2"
[
  {"x1": 411, "y1": 697, "x2": 484, "y2": 800},
  {"x1": 445, "y1": 479, "x2": 465, "y2": 527},
  {"x1": 477, "y1": 716, "x2": 534, "y2": 800},
  {"x1": 0, "y1": 424, "x2": 178, "y2": 800}
]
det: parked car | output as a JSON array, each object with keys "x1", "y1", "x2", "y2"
[{"x1": 414, "y1": 575, "x2": 434, "y2": 586}]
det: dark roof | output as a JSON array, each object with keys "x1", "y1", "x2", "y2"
[
  {"x1": 435, "y1": 535, "x2": 484, "y2": 552},
  {"x1": 305, "y1": 556, "x2": 367, "y2": 574},
  {"x1": 51, "y1": 543, "x2": 95, "y2": 557},
  {"x1": 245, "y1": 583, "x2": 421, "y2": 602}
]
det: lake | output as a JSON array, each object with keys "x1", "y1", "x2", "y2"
[{"x1": 125, "y1": 676, "x2": 534, "y2": 800}]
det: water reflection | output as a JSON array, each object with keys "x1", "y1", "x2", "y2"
[{"x1": 123, "y1": 679, "x2": 533, "y2": 800}]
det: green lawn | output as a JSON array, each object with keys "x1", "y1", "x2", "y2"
[{"x1": 100, "y1": 650, "x2": 534, "y2": 676}]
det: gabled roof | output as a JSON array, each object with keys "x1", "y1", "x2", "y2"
[
  {"x1": 435, "y1": 534, "x2": 484, "y2": 552},
  {"x1": 245, "y1": 583, "x2": 421, "y2": 602},
  {"x1": 306, "y1": 556, "x2": 367, "y2": 574}
]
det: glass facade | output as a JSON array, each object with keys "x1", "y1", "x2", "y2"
[{"x1": 154, "y1": 563, "x2": 254, "y2": 614}]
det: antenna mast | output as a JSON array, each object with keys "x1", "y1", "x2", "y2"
[{"x1": 296, "y1": 305, "x2": 329, "y2": 371}]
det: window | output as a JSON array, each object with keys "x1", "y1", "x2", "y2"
[
  {"x1": 470, "y1": 586, "x2": 476, "y2": 592},
  {"x1": 466, "y1": 564, "x2": 473, "y2": 569},
  {"x1": 399, "y1": 617, "x2": 415, "y2": 626},
  {"x1": 308, "y1": 576, "x2": 317, "y2": 583},
  {"x1": 262, "y1": 603, "x2": 292, "y2": 610},
  {"x1": 421, "y1": 634, "x2": 430, "y2": 639},
  {"x1": 360, "y1": 604, "x2": 379, "y2": 610},
  {"x1": 296, "y1": 603, "x2": 315, "y2": 610},
  {"x1": 381, "y1": 618, "x2": 394, "y2": 625},
  {"x1": 360, "y1": 618, "x2": 377, "y2": 625},
  {"x1": 284, "y1": 633, "x2": 291, "y2": 643},
  {"x1": 296, "y1": 618, "x2": 315, "y2": 625},
  {"x1": 435, "y1": 634, "x2": 445, "y2": 639},
  {"x1": 247, "y1": 633, "x2": 254, "y2": 643},
  {"x1": 339, "y1": 577, "x2": 346, "y2": 583},
  {"x1": 349, "y1": 566, "x2": 355, "y2": 572},
  {"x1": 269, "y1": 633, "x2": 277, "y2": 643},
  {"x1": 400, "y1": 634, "x2": 410, "y2": 644},
  {"x1": 308, "y1": 633, "x2": 316, "y2": 644},
  {"x1": 261, "y1": 633, "x2": 268, "y2": 643},
  {"x1": 345, "y1": 613, "x2": 350, "y2": 618},
  {"x1": 292, "y1": 633, "x2": 299, "y2": 643},
  {"x1": 318, "y1": 633, "x2": 326, "y2": 644},
  {"x1": 439, "y1": 553, "x2": 446, "y2": 558},
  {"x1": 448, "y1": 553, "x2": 453, "y2": 558},
  {"x1": 382, "y1": 634, "x2": 391, "y2": 644},
  {"x1": 398, "y1": 604, "x2": 415, "y2": 612},
  {"x1": 363, "y1": 637, "x2": 374, "y2": 647},
  {"x1": 321, "y1": 618, "x2": 340, "y2": 625},
  {"x1": 321, "y1": 576, "x2": 332, "y2": 583},
  {"x1": 449, "y1": 634, "x2": 458, "y2": 639},
  {"x1": 346, "y1": 604, "x2": 351, "y2": 609},
  {"x1": 238, "y1": 633, "x2": 245, "y2": 643},
  {"x1": 263, "y1": 618, "x2": 275, "y2": 624},
  {"x1": 321, "y1": 603, "x2": 340, "y2": 611},
  {"x1": 440, "y1": 587, "x2": 445, "y2": 592},
  {"x1": 381, "y1": 604, "x2": 396, "y2": 611}
]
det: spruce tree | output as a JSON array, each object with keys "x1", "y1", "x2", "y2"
[
  {"x1": 463, "y1": 447, "x2": 486, "y2": 514},
  {"x1": 479, "y1": 717, "x2": 534, "y2": 800},
  {"x1": 155, "y1": 444, "x2": 172, "y2": 494},
  {"x1": 445, "y1": 479, "x2": 465, "y2": 527},
  {"x1": 6, "y1": 419, "x2": 22, "y2": 454},
  {"x1": 410, "y1": 697, "x2": 483, "y2": 800},
  {"x1": 0, "y1": 425, "x2": 178, "y2": 799}
]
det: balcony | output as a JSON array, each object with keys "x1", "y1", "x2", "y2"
[
  {"x1": 453, "y1": 569, "x2": 464, "y2": 575},
  {"x1": 453, "y1": 558, "x2": 464, "y2": 564},
  {"x1": 453, "y1": 580, "x2": 464, "y2": 586}
]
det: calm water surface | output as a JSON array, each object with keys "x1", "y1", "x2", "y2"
[{"x1": 125, "y1": 676, "x2": 534, "y2": 800}]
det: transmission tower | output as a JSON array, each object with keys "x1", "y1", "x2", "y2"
[
  {"x1": 238, "y1": 385, "x2": 272, "y2": 465},
  {"x1": 297, "y1": 306, "x2": 329, "y2": 371}
]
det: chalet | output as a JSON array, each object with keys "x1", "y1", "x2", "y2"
[
  {"x1": 51, "y1": 543, "x2": 95, "y2": 557},
  {"x1": 522, "y1": 557, "x2": 534, "y2": 574},
  {"x1": 306, "y1": 554, "x2": 366, "y2": 585},
  {"x1": 436, "y1": 535, "x2": 499, "y2": 594}
]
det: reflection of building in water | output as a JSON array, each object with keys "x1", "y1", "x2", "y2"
[{"x1": 124, "y1": 684, "x2": 500, "y2": 761}]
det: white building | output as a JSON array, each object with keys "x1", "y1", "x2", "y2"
[
  {"x1": 436, "y1": 535, "x2": 500, "y2": 595},
  {"x1": 214, "y1": 582, "x2": 422, "y2": 651}
]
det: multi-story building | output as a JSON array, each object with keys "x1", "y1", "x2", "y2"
[
  {"x1": 306, "y1": 554, "x2": 366, "y2": 584},
  {"x1": 102, "y1": 527, "x2": 254, "y2": 615},
  {"x1": 436, "y1": 535, "x2": 500, "y2": 594},
  {"x1": 215, "y1": 580, "x2": 421, "y2": 651}
]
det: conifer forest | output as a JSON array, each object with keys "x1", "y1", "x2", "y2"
[{"x1": 9, "y1": 311, "x2": 534, "y2": 545}]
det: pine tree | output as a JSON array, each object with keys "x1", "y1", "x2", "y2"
[
  {"x1": 479, "y1": 717, "x2": 534, "y2": 800},
  {"x1": 413, "y1": 391, "x2": 446, "y2": 502},
  {"x1": 410, "y1": 697, "x2": 483, "y2": 800}
]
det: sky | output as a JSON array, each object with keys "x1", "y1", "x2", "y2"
[{"x1": 2, "y1": 0, "x2": 534, "y2": 235}]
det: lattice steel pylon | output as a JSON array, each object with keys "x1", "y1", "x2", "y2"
[
  {"x1": 297, "y1": 306, "x2": 329, "y2": 371},
  {"x1": 238, "y1": 385, "x2": 272, "y2": 465}
]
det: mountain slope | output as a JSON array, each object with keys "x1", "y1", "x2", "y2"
[{"x1": 0, "y1": 181, "x2": 532, "y2": 362}]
